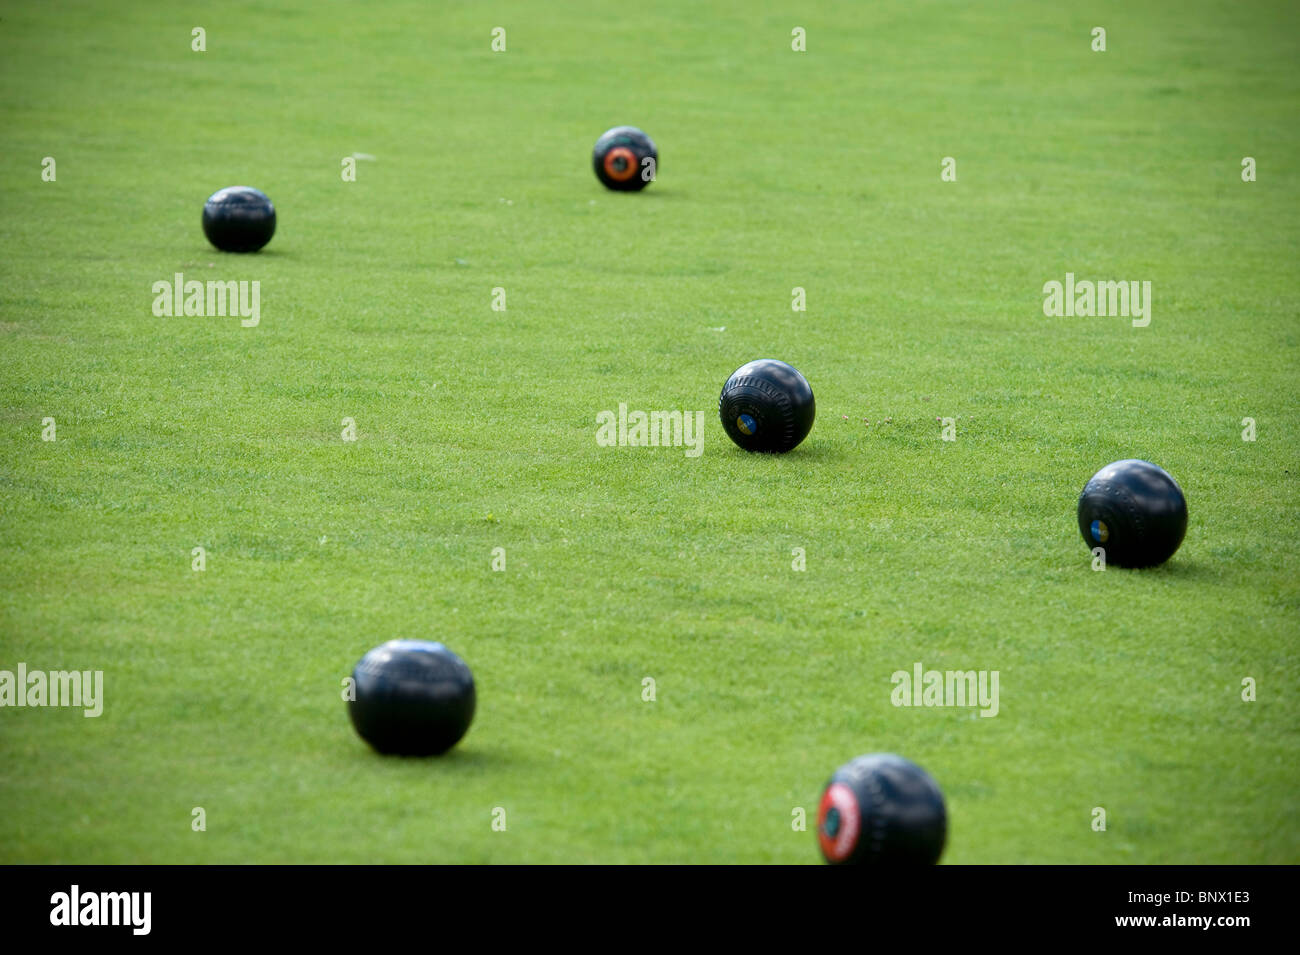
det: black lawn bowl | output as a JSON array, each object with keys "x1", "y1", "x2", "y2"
[
  {"x1": 347, "y1": 640, "x2": 476, "y2": 756},
  {"x1": 817, "y1": 753, "x2": 947, "y2": 865},
  {"x1": 592, "y1": 126, "x2": 657, "y2": 191},
  {"x1": 1077, "y1": 459, "x2": 1188, "y2": 568},
  {"x1": 719, "y1": 358, "x2": 815, "y2": 453},
  {"x1": 201, "y1": 185, "x2": 276, "y2": 252}
]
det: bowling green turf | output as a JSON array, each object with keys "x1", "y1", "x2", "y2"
[{"x1": 0, "y1": 0, "x2": 1297, "y2": 863}]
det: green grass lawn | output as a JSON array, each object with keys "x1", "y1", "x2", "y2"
[{"x1": 1, "y1": 0, "x2": 1297, "y2": 863}]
